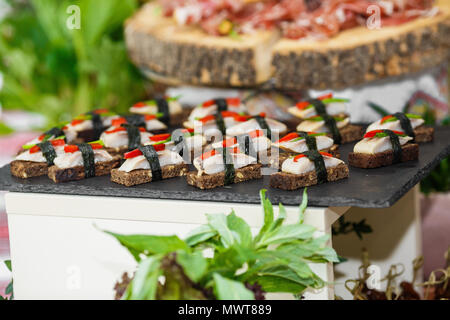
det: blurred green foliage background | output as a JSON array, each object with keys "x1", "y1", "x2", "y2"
[{"x1": 0, "y1": 0, "x2": 148, "y2": 127}]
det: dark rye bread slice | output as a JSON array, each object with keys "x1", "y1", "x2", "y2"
[
  {"x1": 332, "y1": 124, "x2": 364, "y2": 144},
  {"x1": 125, "y1": 2, "x2": 450, "y2": 90},
  {"x1": 414, "y1": 126, "x2": 434, "y2": 143},
  {"x1": 186, "y1": 163, "x2": 262, "y2": 190},
  {"x1": 10, "y1": 160, "x2": 49, "y2": 179},
  {"x1": 111, "y1": 163, "x2": 189, "y2": 187},
  {"x1": 269, "y1": 145, "x2": 340, "y2": 170},
  {"x1": 272, "y1": 0, "x2": 450, "y2": 90},
  {"x1": 348, "y1": 143, "x2": 419, "y2": 169},
  {"x1": 270, "y1": 163, "x2": 349, "y2": 191},
  {"x1": 48, "y1": 158, "x2": 121, "y2": 183},
  {"x1": 125, "y1": 3, "x2": 278, "y2": 88}
]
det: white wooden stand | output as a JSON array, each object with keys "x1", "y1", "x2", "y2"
[{"x1": 5, "y1": 188, "x2": 421, "y2": 300}]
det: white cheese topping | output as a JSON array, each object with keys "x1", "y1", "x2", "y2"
[
  {"x1": 366, "y1": 118, "x2": 424, "y2": 133},
  {"x1": 188, "y1": 103, "x2": 247, "y2": 122},
  {"x1": 226, "y1": 118, "x2": 287, "y2": 137},
  {"x1": 211, "y1": 136, "x2": 271, "y2": 153},
  {"x1": 118, "y1": 149, "x2": 184, "y2": 173},
  {"x1": 296, "y1": 117, "x2": 350, "y2": 133},
  {"x1": 100, "y1": 130, "x2": 153, "y2": 148},
  {"x1": 288, "y1": 102, "x2": 347, "y2": 119},
  {"x1": 282, "y1": 155, "x2": 344, "y2": 175},
  {"x1": 193, "y1": 153, "x2": 257, "y2": 175},
  {"x1": 274, "y1": 135, "x2": 334, "y2": 153},
  {"x1": 354, "y1": 136, "x2": 413, "y2": 154},
  {"x1": 145, "y1": 119, "x2": 167, "y2": 131},
  {"x1": 15, "y1": 146, "x2": 65, "y2": 163},
  {"x1": 129, "y1": 101, "x2": 182, "y2": 116},
  {"x1": 53, "y1": 149, "x2": 113, "y2": 169}
]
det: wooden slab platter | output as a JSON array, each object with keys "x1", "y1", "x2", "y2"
[{"x1": 125, "y1": 1, "x2": 450, "y2": 90}]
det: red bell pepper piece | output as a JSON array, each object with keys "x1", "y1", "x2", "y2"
[
  {"x1": 294, "y1": 151, "x2": 333, "y2": 162},
  {"x1": 364, "y1": 129, "x2": 405, "y2": 138},
  {"x1": 105, "y1": 127, "x2": 146, "y2": 134},
  {"x1": 296, "y1": 93, "x2": 333, "y2": 110},
  {"x1": 150, "y1": 133, "x2": 171, "y2": 142},
  {"x1": 111, "y1": 118, "x2": 127, "y2": 127},
  {"x1": 226, "y1": 97, "x2": 241, "y2": 106},
  {"x1": 133, "y1": 102, "x2": 147, "y2": 108},
  {"x1": 380, "y1": 115, "x2": 395, "y2": 124},
  {"x1": 124, "y1": 144, "x2": 166, "y2": 159},
  {"x1": 277, "y1": 132, "x2": 299, "y2": 143},
  {"x1": 70, "y1": 119, "x2": 84, "y2": 126},
  {"x1": 145, "y1": 114, "x2": 157, "y2": 121}
]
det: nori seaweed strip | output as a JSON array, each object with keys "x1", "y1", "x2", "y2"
[
  {"x1": 308, "y1": 99, "x2": 327, "y2": 116},
  {"x1": 254, "y1": 115, "x2": 271, "y2": 140},
  {"x1": 44, "y1": 127, "x2": 65, "y2": 141},
  {"x1": 394, "y1": 112, "x2": 415, "y2": 140},
  {"x1": 297, "y1": 131, "x2": 318, "y2": 151},
  {"x1": 214, "y1": 98, "x2": 228, "y2": 112},
  {"x1": 155, "y1": 97, "x2": 170, "y2": 125},
  {"x1": 308, "y1": 99, "x2": 342, "y2": 144},
  {"x1": 303, "y1": 150, "x2": 328, "y2": 184},
  {"x1": 215, "y1": 113, "x2": 226, "y2": 135},
  {"x1": 139, "y1": 145, "x2": 162, "y2": 181},
  {"x1": 121, "y1": 124, "x2": 141, "y2": 151},
  {"x1": 125, "y1": 114, "x2": 146, "y2": 128},
  {"x1": 221, "y1": 147, "x2": 235, "y2": 185},
  {"x1": 237, "y1": 134, "x2": 256, "y2": 158},
  {"x1": 383, "y1": 130, "x2": 402, "y2": 164},
  {"x1": 76, "y1": 143, "x2": 95, "y2": 178},
  {"x1": 87, "y1": 112, "x2": 104, "y2": 140},
  {"x1": 37, "y1": 141, "x2": 57, "y2": 166}
]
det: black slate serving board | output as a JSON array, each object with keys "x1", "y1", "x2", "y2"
[{"x1": 0, "y1": 127, "x2": 449, "y2": 208}]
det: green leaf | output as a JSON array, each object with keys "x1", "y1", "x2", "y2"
[
  {"x1": 104, "y1": 231, "x2": 188, "y2": 261},
  {"x1": 299, "y1": 188, "x2": 308, "y2": 224},
  {"x1": 253, "y1": 189, "x2": 274, "y2": 244},
  {"x1": 128, "y1": 256, "x2": 161, "y2": 300},
  {"x1": 5, "y1": 281, "x2": 13, "y2": 295},
  {"x1": 207, "y1": 214, "x2": 235, "y2": 248},
  {"x1": 185, "y1": 225, "x2": 217, "y2": 247},
  {"x1": 4, "y1": 260, "x2": 12, "y2": 272},
  {"x1": 227, "y1": 211, "x2": 252, "y2": 247},
  {"x1": 367, "y1": 101, "x2": 390, "y2": 117},
  {"x1": 257, "y1": 224, "x2": 315, "y2": 248},
  {"x1": 213, "y1": 273, "x2": 254, "y2": 300},
  {"x1": 176, "y1": 251, "x2": 207, "y2": 283}
]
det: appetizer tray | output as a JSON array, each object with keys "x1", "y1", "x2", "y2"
[{"x1": 0, "y1": 126, "x2": 449, "y2": 208}]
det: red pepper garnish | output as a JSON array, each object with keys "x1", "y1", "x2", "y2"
[
  {"x1": 38, "y1": 134, "x2": 46, "y2": 141},
  {"x1": 293, "y1": 151, "x2": 333, "y2": 162},
  {"x1": 111, "y1": 118, "x2": 127, "y2": 127},
  {"x1": 202, "y1": 98, "x2": 241, "y2": 108},
  {"x1": 182, "y1": 128, "x2": 194, "y2": 134},
  {"x1": 133, "y1": 102, "x2": 147, "y2": 108},
  {"x1": 226, "y1": 98, "x2": 241, "y2": 106},
  {"x1": 277, "y1": 132, "x2": 299, "y2": 143},
  {"x1": 380, "y1": 115, "x2": 395, "y2": 124},
  {"x1": 105, "y1": 127, "x2": 146, "y2": 134},
  {"x1": 296, "y1": 101, "x2": 310, "y2": 110},
  {"x1": 124, "y1": 144, "x2": 166, "y2": 159},
  {"x1": 145, "y1": 115, "x2": 157, "y2": 121},
  {"x1": 296, "y1": 93, "x2": 333, "y2": 110},
  {"x1": 64, "y1": 143, "x2": 103, "y2": 153},
  {"x1": 221, "y1": 111, "x2": 240, "y2": 118},
  {"x1": 29, "y1": 139, "x2": 65, "y2": 154},
  {"x1": 318, "y1": 93, "x2": 333, "y2": 100},
  {"x1": 150, "y1": 133, "x2": 171, "y2": 142},
  {"x1": 70, "y1": 119, "x2": 84, "y2": 126},
  {"x1": 202, "y1": 100, "x2": 216, "y2": 108},
  {"x1": 199, "y1": 115, "x2": 216, "y2": 123},
  {"x1": 62, "y1": 126, "x2": 68, "y2": 130},
  {"x1": 364, "y1": 130, "x2": 405, "y2": 138}
]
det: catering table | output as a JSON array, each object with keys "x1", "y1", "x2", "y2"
[{"x1": 1, "y1": 127, "x2": 449, "y2": 300}]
